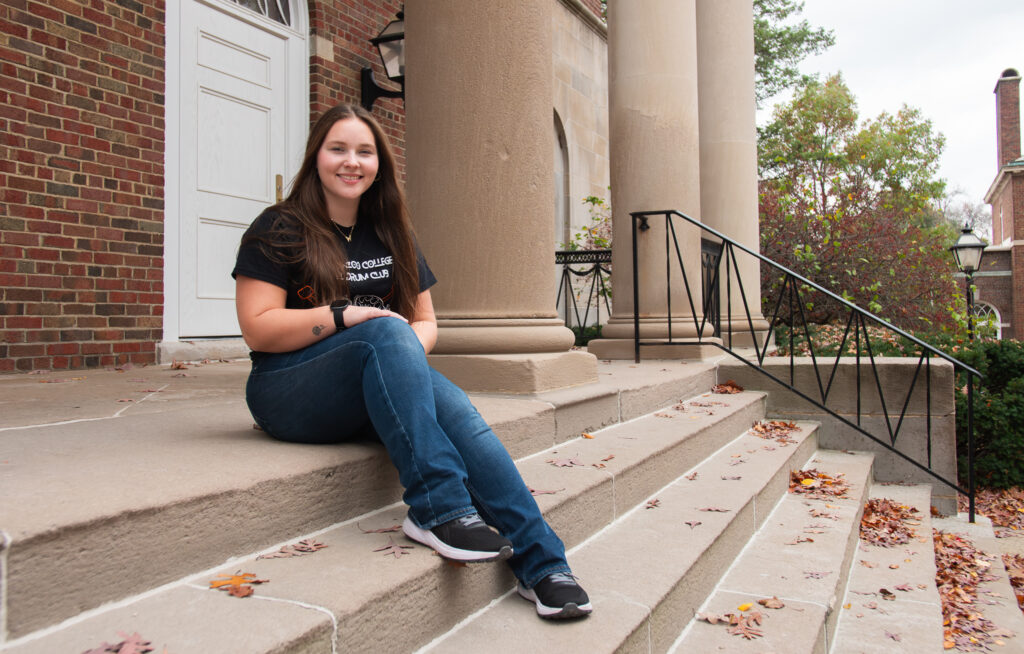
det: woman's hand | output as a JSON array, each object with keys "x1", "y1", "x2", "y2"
[{"x1": 341, "y1": 305, "x2": 408, "y2": 328}]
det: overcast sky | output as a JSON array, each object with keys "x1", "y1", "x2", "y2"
[{"x1": 757, "y1": 0, "x2": 1024, "y2": 210}]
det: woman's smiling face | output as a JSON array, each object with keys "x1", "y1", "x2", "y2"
[{"x1": 317, "y1": 117, "x2": 379, "y2": 216}]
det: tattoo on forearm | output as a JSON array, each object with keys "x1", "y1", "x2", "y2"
[{"x1": 312, "y1": 324, "x2": 326, "y2": 336}]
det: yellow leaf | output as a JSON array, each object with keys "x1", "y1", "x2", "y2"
[
  {"x1": 800, "y1": 478, "x2": 816, "y2": 486},
  {"x1": 843, "y1": 603, "x2": 851, "y2": 609},
  {"x1": 737, "y1": 603, "x2": 753, "y2": 612},
  {"x1": 582, "y1": 433, "x2": 595, "y2": 439}
]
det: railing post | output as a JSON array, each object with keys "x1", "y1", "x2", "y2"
[
  {"x1": 632, "y1": 213, "x2": 641, "y2": 363},
  {"x1": 968, "y1": 373, "x2": 975, "y2": 523}
]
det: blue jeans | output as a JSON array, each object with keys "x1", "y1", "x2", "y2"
[{"x1": 245, "y1": 317, "x2": 569, "y2": 587}]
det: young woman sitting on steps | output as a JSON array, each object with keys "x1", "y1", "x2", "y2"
[{"x1": 232, "y1": 103, "x2": 592, "y2": 620}]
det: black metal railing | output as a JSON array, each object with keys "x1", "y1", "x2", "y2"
[
  {"x1": 630, "y1": 209, "x2": 982, "y2": 521},
  {"x1": 556, "y1": 249, "x2": 611, "y2": 331}
]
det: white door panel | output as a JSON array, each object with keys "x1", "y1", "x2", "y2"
[{"x1": 177, "y1": 0, "x2": 301, "y2": 337}]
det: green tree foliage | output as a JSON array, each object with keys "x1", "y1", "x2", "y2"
[
  {"x1": 758, "y1": 74, "x2": 958, "y2": 331},
  {"x1": 753, "y1": 0, "x2": 835, "y2": 106}
]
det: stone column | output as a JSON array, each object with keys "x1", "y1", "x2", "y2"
[
  {"x1": 588, "y1": 0, "x2": 713, "y2": 360},
  {"x1": 404, "y1": 0, "x2": 597, "y2": 393},
  {"x1": 696, "y1": 0, "x2": 769, "y2": 347}
]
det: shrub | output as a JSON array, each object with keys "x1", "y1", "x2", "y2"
[{"x1": 953, "y1": 340, "x2": 1024, "y2": 489}]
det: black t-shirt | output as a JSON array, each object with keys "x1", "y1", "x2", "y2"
[{"x1": 231, "y1": 210, "x2": 436, "y2": 310}]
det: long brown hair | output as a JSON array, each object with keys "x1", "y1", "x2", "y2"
[{"x1": 244, "y1": 104, "x2": 420, "y2": 318}]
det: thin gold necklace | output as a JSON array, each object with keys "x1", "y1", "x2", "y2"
[{"x1": 332, "y1": 220, "x2": 355, "y2": 243}]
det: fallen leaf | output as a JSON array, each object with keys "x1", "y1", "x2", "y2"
[
  {"x1": 645, "y1": 499, "x2": 660, "y2": 509},
  {"x1": 889, "y1": 564, "x2": 900, "y2": 569},
  {"x1": 894, "y1": 584, "x2": 914, "y2": 592},
  {"x1": 685, "y1": 521, "x2": 702, "y2": 529},
  {"x1": 737, "y1": 602, "x2": 753, "y2": 611},
  {"x1": 880, "y1": 588, "x2": 896, "y2": 601},
  {"x1": 721, "y1": 475, "x2": 742, "y2": 481},
  {"x1": 374, "y1": 536, "x2": 414, "y2": 559},
  {"x1": 685, "y1": 472, "x2": 699, "y2": 481},
  {"x1": 758, "y1": 596, "x2": 785, "y2": 609},
  {"x1": 804, "y1": 571, "x2": 829, "y2": 579},
  {"x1": 209, "y1": 572, "x2": 268, "y2": 598},
  {"x1": 591, "y1": 463, "x2": 606, "y2": 469},
  {"x1": 581, "y1": 432, "x2": 595, "y2": 439},
  {"x1": 528, "y1": 487, "x2": 564, "y2": 496},
  {"x1": 700, "y1": 507, "x2": 730, "y2": 512},
  {"x1": 860, "y1": 560, "x2": 878, "y2": 568},
  {"x1": 546, "y1": 456, "x2": 584, "y2": 468},
  {"x1": 712, "y1": 380, "x2": 744, "y2": 394},
  {"x1": 786, "y1": 536, "x2": 814, "y2": 545},
  {"x1": 601, "y1": 454, "x2": 615, "y2": 461},
  {"x1": 258, "y1": 539, "x2": 329, "y2": 559},
  {"x1": 81, "y1": 632, "x2": 156, "y2": 654},
  {"x1": 170, "y1": 360, "x2": 188, "y2": 370},
  {"x1": 885, "y1": 631, "x2": 902, "y2": 642}
]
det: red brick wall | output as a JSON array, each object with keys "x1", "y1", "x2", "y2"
[
  {"x1": 1, "y1": 0, "x2": 166, "y2": 372},
  {"x1": 309, "y1": 0, "x2": 406, "y2": 178}
]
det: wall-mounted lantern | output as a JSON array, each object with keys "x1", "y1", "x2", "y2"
[{"x1": 361, "y1": 10, "x2": 404, "y2": 111}]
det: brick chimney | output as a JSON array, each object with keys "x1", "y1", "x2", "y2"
[{"x1": 995, "y1": 68, "x2": 1021, "y2": 169}]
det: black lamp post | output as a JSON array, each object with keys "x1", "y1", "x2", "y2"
[
  {"x1": 949, "y1": 223, "x2": 987, "y2": 340},
  {"x1": 361, "y1": 10, "x2": 405, "y2": 111}
]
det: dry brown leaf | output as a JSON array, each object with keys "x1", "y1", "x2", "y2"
[
  {"x1": 711, "y1": 380, "x2": 744, "y2": 394},
  {"x1": 758, "y1": 596, "x2": 785, "y2": 609},
  {"x1": 789, "y1": 469, "x2": 850, "y2": 499},
  {"x1": 209, "y1": 572, "x2": 267, "y2": 598},
  {"x1": 374, "y1": 536, "x2": 414, "y2": 559},
  {"x1": 547, "y1": 456, "x2": 584, "y2": 468},
  {"x1": 685, "y1": 472, "x2": 699, "y2": 481},
  {"x1": 528, "y1": 487, "x2": 564, "y2": 496},
  {"x1": 860, "y1": 498, "x2": 920, "y2": 547},
  {"x1": 581, "y1": 432, "x2": 595, "y2": 439},
  {"x1": 700, "y1": 507, "x2": 730, "y2": 512},
  {"x1": 645, "y1": 499, "x2": 660, "y2": 509},
  {"x1": 685, "y1": 521, "x2": 702, "y2": 529},
  {"x1": 601, "y1": 454, "x2": 615, "y2": 461},
  {"x1": 258, "y1": 538, "x2": 328, "y2": 559},
  {"x1": 81, "y1": 632, "x2": 156, "y2": 654}
]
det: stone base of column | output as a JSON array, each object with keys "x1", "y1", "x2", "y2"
[
  {"x1": 428, "y1": 350, "x2": 598, "y2": 394},
  {"x1": 715, "y1": 318, "x2": 772, "y2": 349},
  {"x1": 587, "y1": 338, "x2": 722, "y2": 361}
]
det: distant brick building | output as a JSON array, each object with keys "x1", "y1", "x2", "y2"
[
  {"x1": 0, "y1": 0, "x2": 610, "y2": 372},
  {"x1": 981, "y1": 67, "x2": 1024, "y2": 340}
]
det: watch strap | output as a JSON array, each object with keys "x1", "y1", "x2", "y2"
[{"x1": 330, "y1": 299, "x2": 350, "y2": 331}]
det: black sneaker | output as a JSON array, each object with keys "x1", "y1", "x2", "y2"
[
  {"x1": 518, "y1": 572, "x2": 593, "y2": 619},
  {"x1": 402, "y1": 513, "x2": 513, "y2": 563}
]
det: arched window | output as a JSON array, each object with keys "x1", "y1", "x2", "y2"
[
  {"x1": 973, "y1": 302, "x2": 1002, "y2": 340},
  {"x1": 229, "y1": 0, "x2": 291, "y2": 26}
]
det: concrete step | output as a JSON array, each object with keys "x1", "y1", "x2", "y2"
[
  {"x1": 1, "y1": 366, "x2": 760, "y2": 652},
  {"x1": 0, "y1": 358, "x2": 716, "y2": 641},
  {"x1": 415, "y1": 421, "x2": 821, "y2": 653},
  {"x1": 931, "y1": 512, "x2": 1024, "y2": 653},
  {"x1": 670, "y1": 448, "x2": 874, "y2": 654},
  {"x1": 831, "y1": 483, "x2": 943, "y2": 654}
]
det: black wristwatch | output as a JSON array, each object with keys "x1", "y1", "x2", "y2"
[{"x1": 330, "y1": 299, "x2": 351, "y2": 332}]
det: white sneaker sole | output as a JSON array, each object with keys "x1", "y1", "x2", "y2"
[
  {"x1": 402, "y1": 516, "x2": 513, "y2": 563},
  {"x1": 517, "y1": 584, "x2": 593, "y2": 619}
]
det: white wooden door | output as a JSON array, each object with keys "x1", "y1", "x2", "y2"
[{"x1": 177, "y1": 0, "x2": 293, "y2": 337}]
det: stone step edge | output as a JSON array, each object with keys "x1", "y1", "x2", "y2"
[
  {"x1": 414, "y1": 421, "x2": 821, "y2": 653},
  {"x1": 931, "y1": 512, "x2": 1024, "y2": 651},
  {"x1": 1, "y1": 387, "x2": 758, "y2": 651},
  {"x1": 830, "y1": 483, "x2": 942, "y2": 654},
  {"x1": 669, "y1": 449, "x2": 875, "y2": 654},
  {"x1": 1, "y1": 366, "x2": 722, "y2": 641}
]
